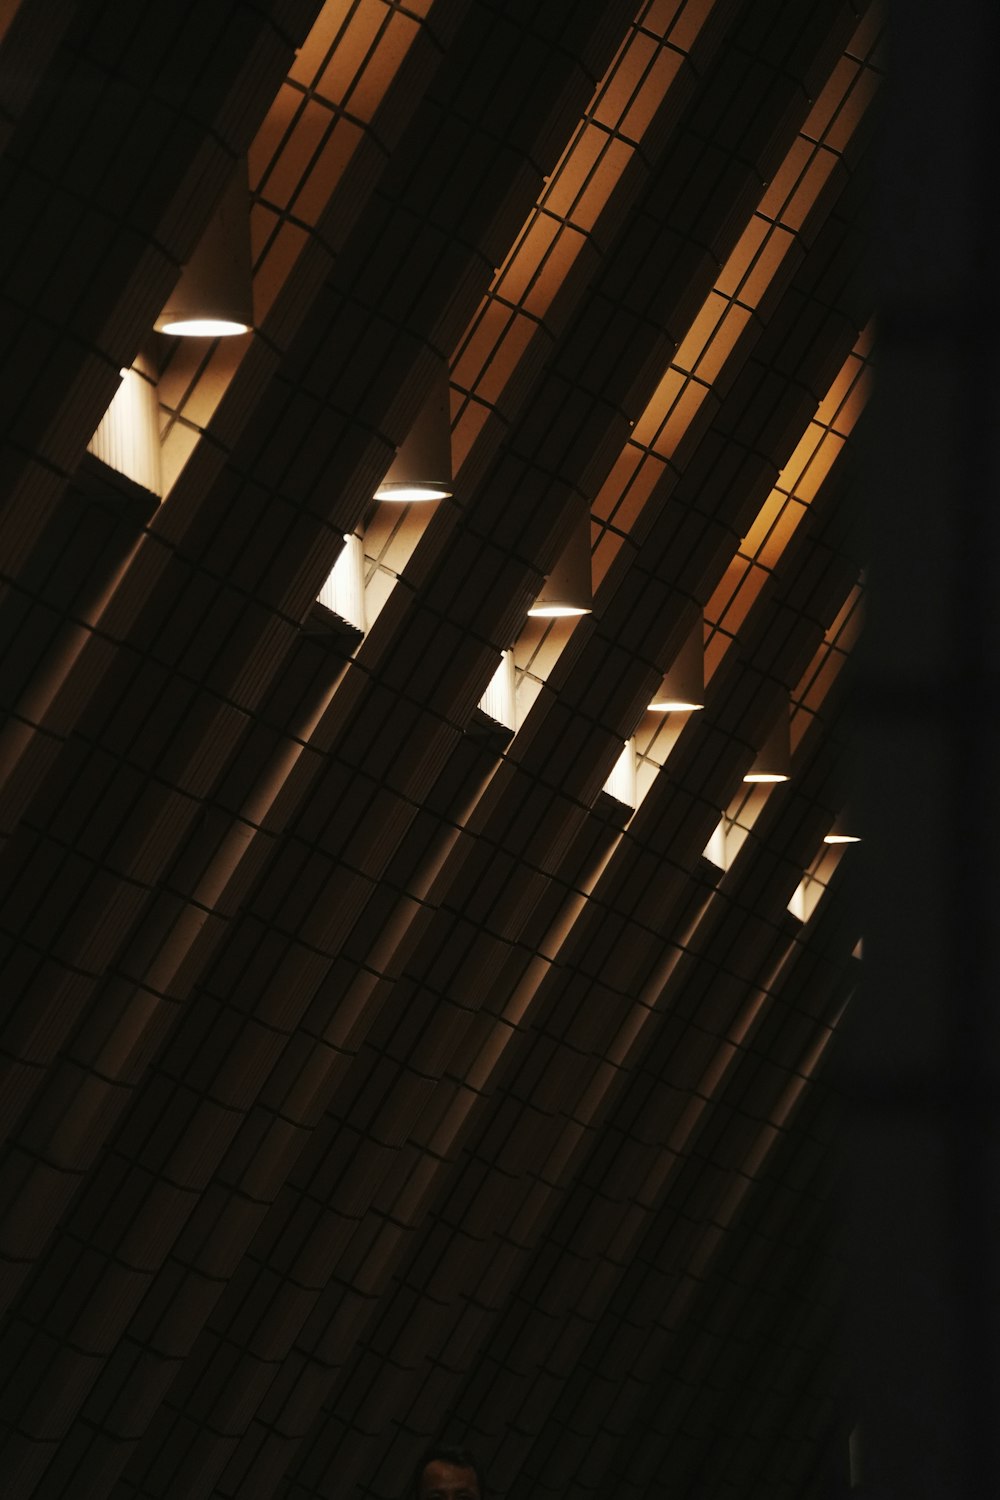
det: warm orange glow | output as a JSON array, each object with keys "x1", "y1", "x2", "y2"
[
  {"x1": 648, "y1": 698, "x2": 703, "y2": 712},
  {"x1": 373, "y1": 480, "x2": 452, "y2": 502},
  {"x1": 159, "y1": 318, "x2": 251, "y2": 337},
  {"x1": 451, "y1": 4, "x2": 705, "y2": 483},
  {"x1": 823, "y1": 833, "x2": 861, "y2": 843},
  {"x1": 743, "y1": 772, "x2": 789, "y2": 783}
]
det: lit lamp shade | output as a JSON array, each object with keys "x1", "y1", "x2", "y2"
[
  {"x1": 824, "y1": 812, "x2": 861, "y2": 844},
  {"x1": 603, "y1": 738, "x2": 637, "y2": 807},
  {"x1": 649, "y1": 626, "x2": 705, "y2": 710},
  {"x1": 528, "y1": 510, "x2": 593, "y2": 617},
  {"x1": 317, "y1": 534, "x2": 366, "y2": 633},
  {"x1": 87, "y1": 355, "x2": 162, "y2": 496},
  {"x1": 743, "y1": 711, "x2": 791, "y2": 783},
  {"x1": 155, "y1": 161, "x2": 253, "y2": 336},
  {"x1": 479, "y1": 650, "x2": 516, "y2": 730},
  {"x1": 374, "y1": 361, "x2": 453, "y2": 502}
]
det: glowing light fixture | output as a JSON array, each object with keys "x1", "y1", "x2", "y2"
[
  {"x1": 604, "y1": 738, "x2": 637, "y2": 807},
  {"x1": 375, "y1": 359, "x2": 453, "y2": 502},
  {"x1": 704, "y1": 817, "x2": 730, "y2": 868},
  {"x1": 479, "y1": 650, "x2": 516, "y2": 730},
  {"x1": 317, "y1": 534, "x2": 366, "y2": 633},
  {"x1": 87, "y1": 354, "x2": 162, "y2": 495},
  {"x1": 743, "y1": 709, "x2": 791, "y2": 783},
  {"x1": 824, "y1": 813, "x2": 861, "y2": 844},
  {"x1": 155, "y1": 161, "x2": 253, "y2": 337},
  {"x1": 649, "y1": 624, "x2": 705, "y2": 710},
  {"x1": 528, "y1": 509, "x2": 593, "y2": 617}
]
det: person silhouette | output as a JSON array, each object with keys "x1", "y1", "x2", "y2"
[{"x1": 411, "y1": 1445, "x2": 484, "y2": 1500}]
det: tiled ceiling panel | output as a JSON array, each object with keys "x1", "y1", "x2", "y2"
[{"x1": 0, "y1": 0, "x2": 875, "y2": 1496}]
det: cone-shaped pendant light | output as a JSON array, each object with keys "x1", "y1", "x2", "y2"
[
  {"x1": 528, "y1": 508, "x2": 593, "y2": 617},
  {"x1": 824, "y1": 811, "x2": 861, "y2": 843},
  {"x1": 155, "y1": 161, "x2": 253, "y2": 336},
  {"x1": 649, "y1": 624, "x2": 705, "y2": 710},
  {"x1": 374, "y1": 359, "x2": 453, "y2": 501},
  {"x1": 87, "y1": 355, "x2": 162, "y2": 496},
  {"x1": 743, "y1": 705, "x2": 791, "y2": 782}
]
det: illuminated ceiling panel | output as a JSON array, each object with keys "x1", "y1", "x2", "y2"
[{"x1": 0, "y1": 1, "x2": 876, "y2": 1496}]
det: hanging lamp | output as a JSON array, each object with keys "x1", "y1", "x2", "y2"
[
  {"x1": 155, "y1": 160, "x2": 253, "y2": 337},
  {"x1": 87, "y1": 355, "x2": 162, "y2": 496},
  {"x1": 743, "y1": 706, "x2": 791, "y2": 783},
  {"x1": 603, "y1": 738, "x2": 637, "y2": 807},
  {"x1": 528, "y1": 508, "x2": 593, "y2": 617},
  {"x1": 478, "y1": 650, "x2": 517, "y2": 730},
  {"x1": 317, "y1": 534, "x2": 366, "y2": 634},
  {"x1": 649, "y1": 624, "x2": 705, "y2": 710},
  {"x1": 374, "y1": 359, "x2": 453, "y2": 501},
  {"x1": 824, "y1": 812, "x2": 861, "y2": 843}
]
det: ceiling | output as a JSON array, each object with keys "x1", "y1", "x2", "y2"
[{"x1": 0, "y1": 0, "x2": 877, "y2": 1495}]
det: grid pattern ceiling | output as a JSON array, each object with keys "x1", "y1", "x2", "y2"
[{"x1": 0, "y1": 0, "x2": 876, "y2": 1495}]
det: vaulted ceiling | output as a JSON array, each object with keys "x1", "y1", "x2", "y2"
[{"x1": 0, "y1": 0, "x2": 877, "y2": 1496}]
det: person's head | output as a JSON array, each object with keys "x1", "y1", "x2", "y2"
[{"x1": 412, "y1": 1445, "x2": 484, "y2": 1500}]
